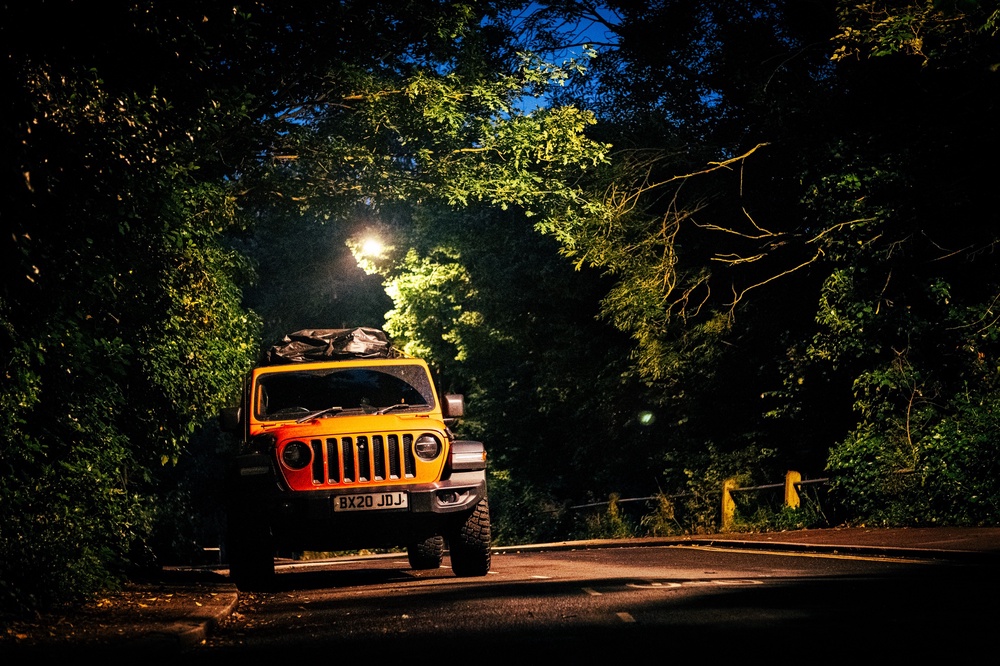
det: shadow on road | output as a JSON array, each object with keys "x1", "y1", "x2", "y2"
[{"x1": 201, "y1": 557, "x2": 999, "y2": 661}]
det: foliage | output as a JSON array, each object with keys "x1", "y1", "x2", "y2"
[
  {"x1": 520, "y1": 0, "x2": 1000, "y2": 531},
  {"x1": 826, "y1": 340, "x2": 1000, "y2": 525},
  {"x1": 0, "y1": 314, "x2": 154, "y2": 610},
  {"x1": 638, "y1": 493, "x2": 686, "y2": 537},
  {"x1": 727, "y1": 483, "x2": 833, "y2": 533},
  {"x1": 569, "y1": 493, "x2": 638, "y2": 540},
  {"x1": 486, "y1": 468, "x2": 570, "y2": 546},
  {"x1": 3, "y1": 0, "x2": 1000, "y2": 615},
  {"x1": 2, "y1": 1, "x2": 264, "y2": 613},
  {"x1": 231, "y1": 207, "x2": 392, "y2": 348},
  {"x1": 365, "y1": 204, "x2": 659, "y2": 509},
  {"x1": 832, "y1": 0, "x2": 1000, "y2": 66},
  {"x1": 0, "y1": 0, "x2": 613, "y2": 614}
]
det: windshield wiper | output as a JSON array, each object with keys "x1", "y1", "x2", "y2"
[
  {"x1": 376, "y1": 403, "x2": 428, "y2": 415},
  {"x1": 296, "y1": 406, "x2": 344, "y2": 423}
]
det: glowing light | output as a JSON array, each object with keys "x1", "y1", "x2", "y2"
[{"x1": 360, "y1": 238, "x2": 384, "y2": 258}]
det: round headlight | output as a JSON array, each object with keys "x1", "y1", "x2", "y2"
[
  {"x1": 281, "y1": 440, "x2": 312, "y2": 470},
  {"x1": 413, "y1": 434, "x2": 442, "y2": 461}
]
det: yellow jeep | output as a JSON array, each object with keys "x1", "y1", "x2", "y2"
[{"x1": 219, "y1": 328, "x2": 490, "y2": 590}]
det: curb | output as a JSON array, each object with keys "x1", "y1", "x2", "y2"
[
  {"x1": 117, "y1": 585, "x2": 240, "y2": 654},
  {"x1": 168, "y1": 592, "x2": 241, "y2": 651},
  {"x1": 492, "y1": 535, "x2": 999, "y2": 564},
  {"x1": 684, "y1": 538, "x2": 998, "y2": 564}
]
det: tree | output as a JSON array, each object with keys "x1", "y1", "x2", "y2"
[
  {"x1": 353, "y1": 203, "x2": 656, "y2": 543},
  {"x1": 2, "y1": 1, "x2": 266, "y2": 611},
  {"x1": 512, "y1": 2, "x2": 846, "y2": 507},
  {"x1": 1, "y1": 0, "x2": 615, "y2": 611},
  {"x1": 514, "y1": 0, "x2": 1000, "y2": 527},
  {"x1": 809, "y1": 0, "x2": 1000, "y2": 524}
]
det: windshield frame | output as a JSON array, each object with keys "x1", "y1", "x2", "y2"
[{"x1": 252, "y1": 361, "x2": 437, "y2": 423}]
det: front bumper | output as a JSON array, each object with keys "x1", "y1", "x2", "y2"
[{"x1": 228, "y1": 455, "x2": 487, "y2": 552}]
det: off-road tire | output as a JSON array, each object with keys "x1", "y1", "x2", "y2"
[
  {"x1": 407, "y1": 535, "x2": 445, "y2": 569},
  {"x1": 226, "y1": 510, "x2": 276, "y2": 592},
  {"x1": 448, "y1": 499, "x2": 491, "y2": 577}
]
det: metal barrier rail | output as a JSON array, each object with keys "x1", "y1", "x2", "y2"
[
  {"x1": 567, "y1": 472, "x2": 831, "y2": 531},
  {"x1": 722, "y1": 472, "x2": 829, "y2": 531},
  {"x1": 569, "y1": 495, "x2": 689, "y2": 511}
]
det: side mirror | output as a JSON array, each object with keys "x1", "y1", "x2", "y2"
[
  {"x1": 442, "y1": 394, "x2": 464, "y2": 420},
  {"x1": 218, "y1": 406, "x2": 242, "y2": 433}
]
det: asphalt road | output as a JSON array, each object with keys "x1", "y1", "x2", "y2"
[
  {"x1": 5, "y1": 527, "x2": 999, "y2": 659},
  {"x1": 195, "y1": 537, "x2": 1000, "y2": 660}
]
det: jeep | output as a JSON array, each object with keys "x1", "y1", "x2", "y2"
[{"x1": 219, "y1": 328, "x2": 491, "y2": 590}]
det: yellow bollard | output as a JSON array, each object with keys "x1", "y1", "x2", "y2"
[
  {"x1": 785, "y1": 470, "x2": 801, "y2": 509},
  {"x1": 722, "y1": 478, "x2": 738, "y2": 531}
]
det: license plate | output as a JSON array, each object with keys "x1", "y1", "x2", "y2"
[{"x1": 333, "y1": 491, "x2": 408, "y2": 512}]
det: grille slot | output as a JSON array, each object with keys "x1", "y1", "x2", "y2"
[
  {"x1": 372, "y1": 435, "x2": 385, "y2": 480},
  {"x1": 325, "y1": 438, "x2": 340, "y2": 483},
  {"x1": 387, "y1": 434, "x2": 400, "y2": 479},
  {"x1": 310, "y1": 433, "x2": 417, "y2": 485},
  {"x1": 357, "y1": 436, "x2": 371, "y2": 481}
]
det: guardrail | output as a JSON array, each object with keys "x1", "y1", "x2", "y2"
[
  {"x1": 722, "y1": 471, "x2": 829, "y2": 531},
  {"x1": 568, "y1": 495, "x2": 687, "y2": 511},
  {"x1": 568, "y1": 471, "x2": 830, "y2": 532}
]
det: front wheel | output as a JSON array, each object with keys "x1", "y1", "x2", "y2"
[
  {"x1": 407, "y1": 535, "x2": 445, "y2": 569},
  {"x1": 448, "y1": 499, "x2": 491, "y2": 577}
]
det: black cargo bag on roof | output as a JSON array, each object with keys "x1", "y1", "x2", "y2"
[{"x1": 265, "y1": 327, "x2": 402, "y2": 364}]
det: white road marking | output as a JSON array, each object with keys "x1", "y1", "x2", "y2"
[{"x1": 627, "y1": 579, "x2": 762, "y2": 589}]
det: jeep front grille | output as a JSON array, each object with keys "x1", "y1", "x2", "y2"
[{"x1": 307, "y1": 434, "x2": 416, "y2": 485}]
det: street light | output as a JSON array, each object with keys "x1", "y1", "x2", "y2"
[
  {"x1": 360, "y1": 237, "x2": 384, "y2": 258},
  {"x1": 348, "y1": 232, "x2": 391, "y2": 276}
]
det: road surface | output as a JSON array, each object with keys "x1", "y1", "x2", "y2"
[{"x1": 197, "y1": 542, "x2": 996, "y2": 659}]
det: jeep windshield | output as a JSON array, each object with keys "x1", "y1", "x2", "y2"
[{"x1": 255, "y1": 365, "x2": 435, "y2": 422}]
